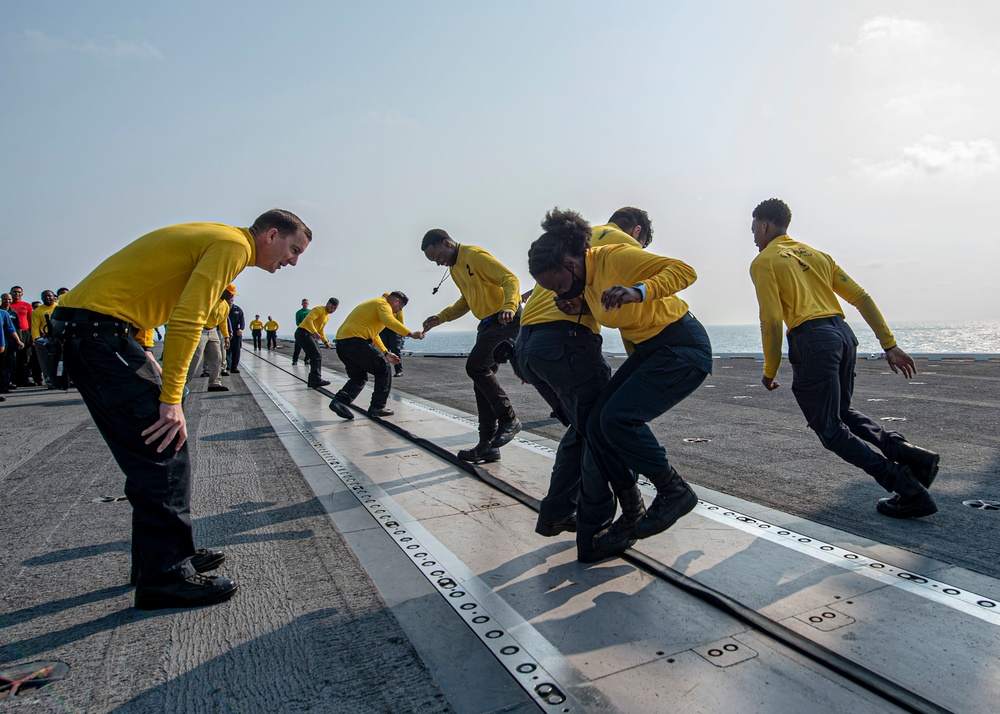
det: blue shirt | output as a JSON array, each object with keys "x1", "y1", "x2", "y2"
[{"x1": 0, "y1": 310, "x2": 15, "y2": 348}]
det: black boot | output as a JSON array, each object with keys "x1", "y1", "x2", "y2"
[
  {"x1": 592, "y1": 485, "x2": 646, "y2": 554},
  {"x1": 129, "y1": 549, "x2": 227, "y2": 586},
  {"x1": 876, "y1": 464, "x2": 938, "y2": 519},
  {"x1": 635, "y1": 465, "x2": 698, "y2": 539},
  {"x1": 457, "y1": 443, "x2": 501, "y2": 464},
  {"x1": 882, "y1": 436, "x2": 939, "y2": 488},
  {"x1": 535, "y1": 512, "x2": 577, "y2": 537}
]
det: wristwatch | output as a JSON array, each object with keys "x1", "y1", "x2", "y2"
[{"x1": 631, "y1": 284, "x2": 647, "y2": 301}]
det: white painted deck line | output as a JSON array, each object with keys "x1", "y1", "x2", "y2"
[
  {"x1": 243, "y1": 352, "x2": 1000, "y2": 714},
  {"x1": 243, "y1": 362, "x2": 611, "y2": 713},
  {"x1": 385, "y1": 386, "x2": 1000, "y2": 626}
]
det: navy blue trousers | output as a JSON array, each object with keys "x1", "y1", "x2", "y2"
[
  {"x1": 466, "y1": 311, "x2": 520, "y2": 442},
  {"x1": 63, "y1": 333, "x2": 197, "y2": 586},
  {"x1": 335, "y1": 337, "x2": 392, "y2": 410},
  {"x1": 515, "y1": 322, "x2": 613, "y2": 559},
  {"x1": 227, "y1": 334, "x2": 243, "y2": 371},
  {"x1": 294, "y1": 327, "x2": 324, "y2": 386},
  {"x1": 788, "y1": 316, "x2": 902, "y2": 490},
  {"x1": 586, "y1": 313, "x2": 712, "y2": 493}
]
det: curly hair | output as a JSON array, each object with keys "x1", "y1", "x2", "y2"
[
  {"x1": 527, "y1": 208, "x2": 591, "y2": 280},
  {"x1": 420, "y1": 229, "x2": 451, "y2": 251},
  {"x1": 752, "y1": 198, "x2": 792, "y2": 231},
  {"x1": 609, "y1": 206, "x2": 653, "y2": 247}
]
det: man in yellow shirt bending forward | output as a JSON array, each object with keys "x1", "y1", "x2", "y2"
[
  {"x1": 329, "y1": 291, "x2": 423, "y2": 419},
  {"x1": 294, "y1": 298, "x2": 339, "y2": 388},
  {"x1": 749, "y1": 198, "x2": 939, "y2": 519},
  {"x1": 52, "y1": 209, "x2": 312, "y2": 610},
  {"x1": 421, "y1": 229, "x2": 522, "y2": 463}
]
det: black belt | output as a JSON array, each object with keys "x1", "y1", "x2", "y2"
[
  {"x1": 520, "y1": 321, "x2": 593, "y2": 335},
  {"x1": 788, "y1": 315, "x2": 843, "y2": 339},
  {"x1": 50, "y1": 307, "x2": 134, "y2": 339}
]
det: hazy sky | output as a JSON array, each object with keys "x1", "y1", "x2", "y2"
[{"x1": 3, "y1": 1, "x2": 998, "y2": 334}]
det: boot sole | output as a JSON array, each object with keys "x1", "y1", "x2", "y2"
[
  {"x1": 535, "y1": 521, "x2": 577, "y2": 537},
  {"x1": 488, "y1": 422, "x2": 521, "y2": 449},
  {"x1": 458, "y1": 454, "x2": 501, "y2": 464},
  {"x1": 577, "y1": 541, "x2": 636, "y2": 563},
  {"x1": 634, "y1": 488, "x2": 698, "y2": 539},
  {"x1": 192, "y1": 552, "x2": 226, "y2": 573},
  {"x1": 328, "y1": 400, "x2": 355, "y2": 420},
  {"x1": 876, "y1": 498, "x2": 938, "y2": 519},
  {"x1": 135, "y1": 583, "x2": 238, "y2": 610}
]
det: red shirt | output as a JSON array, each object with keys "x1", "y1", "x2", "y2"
[{"x1": 9, "y1": 300, "x2": 32, "y2": 331}]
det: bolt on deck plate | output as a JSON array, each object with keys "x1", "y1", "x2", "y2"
[
  {"x1": 693, "y1": 638, "x2": 758, "y2": 668},
  {"x1": 794, "y1": 606, "x2": 856, "y2": 632}
]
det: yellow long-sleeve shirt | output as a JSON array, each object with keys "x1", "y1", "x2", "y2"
[
  {"x1": 297, "y1": 306, "x2": 331, "y2": 343},
  {"x1": 750, "y1": 235, "x2": 895, "y2": 379},
  {"x1": 436, "y1": 245, "x2": 520, "y2": 322},
  {"x1": 582, "y1": 244, "x2": 696, "y2": 344},
  {"x1": 264, "y1": 320, "x2": 279, "y2": 332},
  {"x1": 249, "y1": 319, "x2": 264, "y2": 331},
  {"x1": 337, "y1": 297, "x2": 410, "y2": 352},
  {"x1": 60, "y1": 222, "x2": 256, "y2": 404},
  {"x1": 205, "y1": 300, "x2": 231, "y2": 338},
  {"x1": 522, "y1": 223, "x2": 641, "y2": 331},
  {"x1": 30, "y1": 302, "x2": 58, "y2": 339},
  {"x1": 137, "y1": 328, "x2": 155, "y2": 349}
]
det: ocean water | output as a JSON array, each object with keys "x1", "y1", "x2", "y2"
[{"x1": 398, "y1": 320, "x2": 1000, "y2": 356}]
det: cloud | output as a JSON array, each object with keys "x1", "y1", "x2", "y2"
[
  {"x1": 829, "y1": 15, "x2": 931, "y2": 57},
  {"x1": 25, "y1": 30, "x2": 164, "y2": 61},
  {"x1": 853, "y1": 137, "x2": 1000, "y2": 180}
]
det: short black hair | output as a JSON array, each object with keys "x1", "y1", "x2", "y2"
[
  {"x1": 327, "y1": 297, "x2": 340, "y2": 308},
  {"x1": 752, "y1": 198, "x2": 792, "y2": 231},
  {"x1": 388, "y1": 290, "x2": 409, "y2": 306},
  {"x1": 251, "y1": 209, "x2": 312, "y2": 241},
  {"x1": 421, "y1": 229, "x2": 451, "y2": 251},
  {"x1": 527, "y1": 208, "x2": 591, "y2": 279},
  {"x1": 57, "y1": 287, "x2": 69, "y2": 294},
  {"x1": 609, "y1": 207, "x2": 653, "y2": 247}
]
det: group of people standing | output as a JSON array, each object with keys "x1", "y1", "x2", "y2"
[
  {"x1": 248, "y1": 314, "x2": 280, "y2": 351},
  {"x1": 39, "y1": 198, "x2": 940, "y2": 612},
  {"x1": 1, "y1": 286, "x2": 71, "y2": 399}
]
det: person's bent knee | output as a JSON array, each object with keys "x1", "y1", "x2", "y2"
[
  {"x1": 813, "y1": 424, "x2": 846, "y2": 451},
  {"x1": 466, "y1": 360, "x2": 492, "y2": 379},
  {"x1": 586, "y1": 409, "x2": 614, "y2": 451}
]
